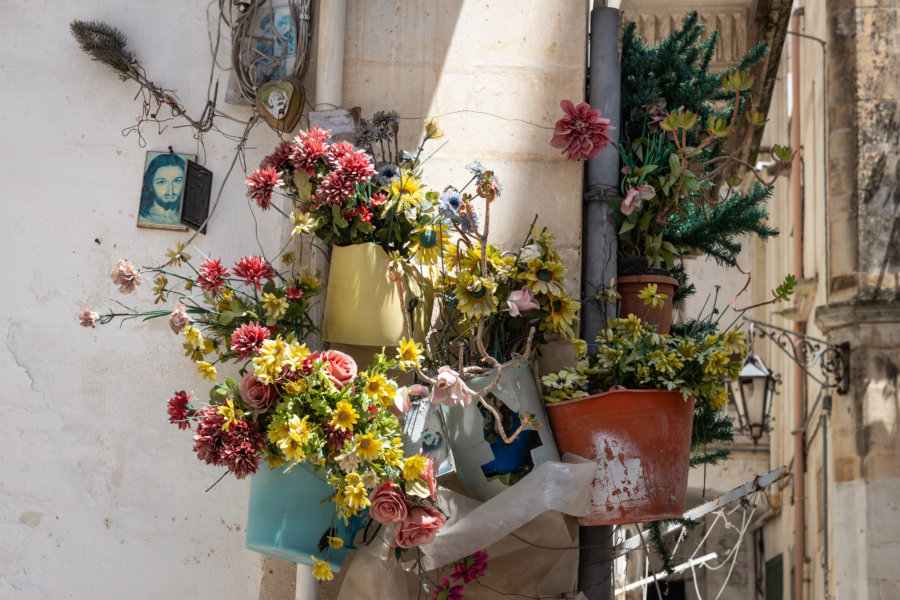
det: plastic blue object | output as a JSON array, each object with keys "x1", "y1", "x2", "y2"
[
  {"x1": 480, "y1": 415, "x2": 535, "y2": 477},
  {"x1": 245, "y1": 464, "x2": 351, "y2": 570}
]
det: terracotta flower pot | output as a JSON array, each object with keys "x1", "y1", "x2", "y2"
[
  {"x1": 617, "y1": 273, "x2": 679, "y2": 334},
  {"x1": 245, "y1": 465, "x2": 355, "y2": 570},
  {"x1": 546, "y1": 389, "x2": 695, "y2": 526},
  {"x1": 322, "y1": 243, "x2": 431, "y2": 347}
]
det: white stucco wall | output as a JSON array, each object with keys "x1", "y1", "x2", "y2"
[
  {"x1": 1, "y1": 1, "x2": 589, "y2": 598},
  {"x1": 0, "y1": 2, "x2": 290, "y2": 597}
]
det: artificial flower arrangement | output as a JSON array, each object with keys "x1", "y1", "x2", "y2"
[
  {"x1": 246, "y1": 111, "x2": 446, "y2": 257},
  {"x1": 82, "y1": 249, "x2": 450, "y2": 579}
]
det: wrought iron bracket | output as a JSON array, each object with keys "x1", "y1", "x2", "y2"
[{"x1": 744, "y1": 318, "x2": 850, "y2": 395}]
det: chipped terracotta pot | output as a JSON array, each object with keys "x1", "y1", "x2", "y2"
[{"x1": 546, "y1": 389, "x2": 694, "y2": 526}]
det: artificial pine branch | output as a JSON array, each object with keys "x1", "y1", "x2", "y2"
[
  {"x1": 70, "y1": 20, "x2": 134, "y2": 75},
  {"x1": 648, "y1": 518, "x2": 699, "y2": 574},
  {"x1": 665, "y1": 182, "x2": 779, "y2": 267}
]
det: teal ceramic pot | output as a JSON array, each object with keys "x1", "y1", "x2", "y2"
[
  {"x1": 442, "y1": 362, "x2": 560, "y2": 501},
  {"x1": 245, "y1": 464, "x2": 352, "y2": 570}
]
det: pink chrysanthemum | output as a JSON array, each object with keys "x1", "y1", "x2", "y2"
[
  {"x1": 79, "y1": 309, "x2": 100, "y2": 328},
  {"x1": 246, "y1": 166, "x2": 284, "y2": 210},
  {"x1": 329, "y1": 142, "x2": 375, "y2": 184},
  {"x1": 197, "y1": 258, "x2": 229, "y2": 295},
  {"x1": 260, "y1": 141, "x2": 294, "y2": 172},
  {"x1": 430, "y1": 578, "x2": 464, "y2": 600},
  {"x1": 550, "y1": 99, "x2": 614, "y2": 161},
  {"x1": 284, "y1": 287, "x2": 303, "y2": 299},
  {"x1": 312, "y1": 171, "x2": 357, "y2": 208},
  {"x1": 233, "y1": 255, "x2": 275, "y2": 291},
  {"x1": 230, "y1": 322, "x2": 271, "y2": 360},
  {"x1": 110, "y1": 259, "x2": 142, "y2": 294},
  {"x1": 167, "y1": 390, "x2": 195, "y2": 430},
  {"x1": 370, "y1": 193, "x2": 388, "y2": 206},
  {"x1": 289, "y1": 126, "x2": 332, "y2": 176}
]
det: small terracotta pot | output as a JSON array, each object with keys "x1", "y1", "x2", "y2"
[
  {"x1": 546, "y1": 389, "x2": 695, "y2": 526},
  {"x1": 617, "y1": 273, "x2": 679, "y2": 334}
]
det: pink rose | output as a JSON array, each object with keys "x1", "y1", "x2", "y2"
[
  {"x1": 239, "y1": 373, "x2": 279, "y2": 413},
  {"x1": 507, "y1": 287, "x2": 540, "y2": 317},
  {"x1": 321, "y1": 350, "x2": 358, "y2": 389},
  {"x1": 369, "y1": 482, "x2": 410, "y2": 525},
  {"x1": 621, "y1": 184, "x2": 655, "y2": 216},
  {"x1": 421, "y1": 456, "x2": 437, "y2": 500},
  {"x1": 391, "y1": 506, "x2": 446, "y2": 548},
  {"x1": 392, "y1": 384, "x2": 429, "y2": 417},
  {"x1": 429, "y1": 366, "x2": 473, "y2": 408}
]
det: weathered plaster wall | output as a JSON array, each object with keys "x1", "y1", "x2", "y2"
[{"x1": 0, "y1": 2, "x2": 290, "y2": 597}]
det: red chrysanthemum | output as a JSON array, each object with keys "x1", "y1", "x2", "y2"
[
  {"x1": 193, "y1": 407, "x2": 227, "y2": 466},
  {"x1": 246, "y1": 166, "x2": 284, "y2": 210},
  {"x1": 550, "y1": 99, "x2": 614, "y2": 161},
  {"x1": 222, "y1": 420, "x2": 266, "y2": 479},
  {"x1": 230, "y1": 322, "x2": 271, "y2": 360},
  {"x1": 197, "y1": 258, "x2": 229, "y2": 295},
  {"x1": 285, "y1": 287, "x2": 303, "y2": 299},
  {"x1": 260, "y1": 141, "x2": 294, "y2": 172},
  {"x1": 323, "y1": 422, "x2": 353, "y2": 451},
  {"x1": 167, "y1": 390, "x2": 195, "y2": 430},
  {"x1": 233, "y1": 255, "x2": 275, "y2": 290},
  {"x1": 289, "y1": 126, "x2": 332, "y2": 176},
  {"x1": 327, "y1": 141, "x2": 375, "y2": 185},
  {"x1": 370, "y1": 193, "x2": 388, "y2": 206}
]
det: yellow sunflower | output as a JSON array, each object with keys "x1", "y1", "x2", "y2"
[
  {"x1": 455, "y1": 272, "x2": 498, "y2": 319},
  {"x1": 396, "y1": 337, "x2": 424, "y2": 370},
  {"x1": 390, "y1": 171, "x2": 426, "y2": 208},
  {"x1": 521, "y1": 258, "x2": 567, "y2": 296},
  {"x1": 409, "y1": 222, "x2": 449, "y2": 265},
  {"x1": 542, "y1": 294, "x2": 579, "y2": 338}
]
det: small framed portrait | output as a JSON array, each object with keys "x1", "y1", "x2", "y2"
[{"x1": 137, "y1": 151, "x2": 196, "y2": 230}]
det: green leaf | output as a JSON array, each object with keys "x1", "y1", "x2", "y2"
[{"x1": 619, "y1": 220, "x2": 636, "y2": 234}]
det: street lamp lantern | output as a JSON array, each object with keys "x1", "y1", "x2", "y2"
[{"x1": 730, "y1": 354, "x2": 778, "y2": 443}]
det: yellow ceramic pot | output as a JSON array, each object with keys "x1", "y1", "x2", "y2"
[{"x1": 322, "y1": 243, "x2": 431, "y2": 347}]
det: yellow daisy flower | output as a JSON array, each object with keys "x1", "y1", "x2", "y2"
[
  {"x1": 196, "y1": 360, "x2": 217, "y2": 381},
  {"x1": 521, "y1": 258, "x2": 567, "y2": 296},
  {"x1": 409, "y1": 222, "x2": 449, "y2": 265},
  {"x1": 389, "y1": 171, "x2": 426, "y2": 209},
  {"x1": 327, "y1": 536, "x2": 344, "y2": 549},
  {"x1": 455, "y1": 272, "x2": 498, "y2": 319},
  {"x1": 704, "y1": 351, "x2": 731, "y2": 375},
  {"x1": 331, "y1": 400, "x2": 360, "y2": 432},
  {"x1": 396, "y1": 338, "x2": 424, "y2": 371},
  {"x1": 290, "y1": 211, "x2": 316, "y2": 237},
  {"x1": 709, "y1": 385, "x2": 730, "y2": 410},
  {"x1": 403, "y1": 455, "x2": 427, "y2": 481},
  {"x1": 288, "y1": 415, "x2": 311, "y2": 445},
  {"x1": 355, "y1": 433, "x2": 383, "y2": 462},
  {"x1": 311, "y1": 557, "x2": 334, "y2": 581},
  {"x1": 261, "y1": 293, "x2": 289, "y2": 321},
  {"x1": 253, "y1": 337, "x2": 289, "y2": 384},
  {"x1": 637, "y1": 283, "x2": 667, "y2": 308},
  {"x1": 719, "y1": 329, "x2": 748, "y2": 356},
  {"x1": 217, "y1": 398, "x2": 243, "y2": 431}
]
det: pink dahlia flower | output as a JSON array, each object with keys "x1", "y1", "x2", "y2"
[
  {"x1": 289, "y1": 126, "x2": 331, "y2": 176},
  {"x1": 230, "y1": 322, "x2": 271, "y2": 360},
  {"x1": 233, "y1": 255, "x2": 275, "y2": 291},
  {"x1": 550, "y1": 99, "x2": 614, "y2": 161},
  {"x1": 621, "y1": 184, "x2": 656, "y2": 216},
  {"x1": 110, "y1": 259, "x2": 142, "y2": 294},
  {"x1": 246, "y1": 166, "x2": 284, "y2": 210},
  {"x1": 197, "y1": 258, "x2": 229, "y2": 295}
]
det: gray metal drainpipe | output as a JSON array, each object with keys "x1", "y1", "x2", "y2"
[{"x1": 578, "y1": 6, "x2": 620, "y2": 600}]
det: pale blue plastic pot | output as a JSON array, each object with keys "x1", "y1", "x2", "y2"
[{"x1": 245, "y1": 464, "x2": 353, "y2": 571}]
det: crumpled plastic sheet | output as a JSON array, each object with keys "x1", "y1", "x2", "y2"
[{"x1": 337, "y1": 460, "x2": 596, "y2": 600}]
